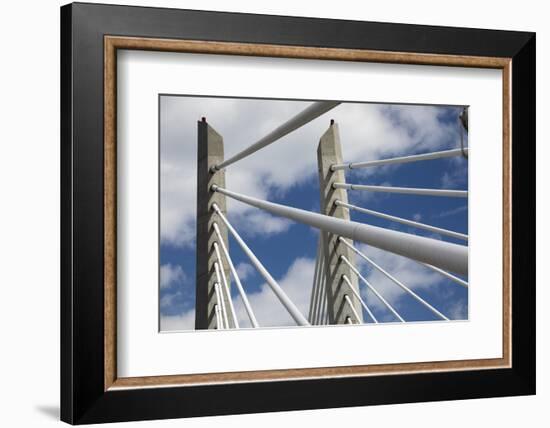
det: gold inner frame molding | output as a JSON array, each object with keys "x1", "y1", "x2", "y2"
[{"x1": 104, "y1": 35, "x2": 512, "y2": 391}]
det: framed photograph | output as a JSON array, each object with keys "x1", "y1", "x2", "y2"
[{"x1": 61, "y1": 2, "x2": 535, "y2": 424}]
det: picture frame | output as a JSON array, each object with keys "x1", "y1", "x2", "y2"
[{"x1": 60, "y1": 2, "x2": 535, "y2": 424}]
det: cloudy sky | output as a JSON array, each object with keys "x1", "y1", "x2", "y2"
[{"x1": 159, "y1": 95, "x2": 468, "y2": 331}]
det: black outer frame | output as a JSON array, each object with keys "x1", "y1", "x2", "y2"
[{"x1": 60, "y1": 2, "x2": 535, "y2": 424}]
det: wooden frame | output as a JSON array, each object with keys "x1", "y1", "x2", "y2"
[
  {"x1": 104, "y1": 35, "x2": 512, "y2": 389},
  {"x1": 62, "y1": 2, "x2": 535, "y2": 424}
]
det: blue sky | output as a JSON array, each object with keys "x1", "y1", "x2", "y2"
[{"x1": 159, "y1": 96, "x2": 468, "y2": 331}]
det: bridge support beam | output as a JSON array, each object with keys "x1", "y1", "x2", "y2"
[
  {"x1": 317, "y1": 121, "x2": 363, "y2": 324},
  {"x1": 196, "y1": 118, "x2": 234, "y2": 329}
]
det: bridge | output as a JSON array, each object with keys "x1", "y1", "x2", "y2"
[{"x1": 194, "y1": 101, "x2": 468, "y2": 329}]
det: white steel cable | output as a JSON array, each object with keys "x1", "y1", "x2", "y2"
[
  {"x1": 211, "y1": 185, "x2": 468, "y2": 276},
  {"x1": 215, "y1": 304, "x2": 222, "y2": 330},
  {"x1": 212, "y1": 223, "x2": 259, "y2": 327},
  {"x1": 331, "y1": 148, "x2": 469, "y2": 171},
  {"x1": 335, "y1": 200, "x2": 468, "y2": 242},
  {"x1": 342, "y1": 274, "x2": 378, "y2": 323},
  {"x1": 340, "y1": 255, "x2": 405, "y2": 322},
  {"x1": 308, "y1": 238, "x2": 322, "y2": 323},
  {"x1": 212, "y1": 203, "x2": 310, "y2": 326},
  {"x1": 213, "y1": 101, "x2": 340, "y2": 171},
  {"x1": 213, "y1": 281, "x2": 229, "y2": 329},
  {"x1": 322, "y1": 293, "x2": 329, "y2": 325},
  {"x1": 343, "y1": 294, "x2": 362, "y2": 325},
  {"x1": 420, "y1": 262, "x2": 468, "y2": 288},
  {"x1": 333, "y1": 183, "x2": 467, "y2": 198},
  {"x1": 317, "y1": 243, "x2": 328, "y2": 325},
  {"x1": 313, "y1": 241, "x2": 326, "y2": 325},
  {"x1": 339, "y1": 238, "x2": 450, "y2": 321},
  {"x1": 213, "y1": 243, "x2": 240, "y2": 329},
  {"x1": 319, "y1": 278, "x2": 328, "y2": 325}
]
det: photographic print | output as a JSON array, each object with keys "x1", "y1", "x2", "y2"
[
  {"x1": 62, "y1": 6, "x2": 534, "y2": 422},
  {"x1": 159, "y1": 96, "x2": 469, "y2": 331}
]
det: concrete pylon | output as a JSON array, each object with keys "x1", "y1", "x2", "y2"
[
  {"x1": 317, "y1": 121, "x2": 364, "y2": 324},
  {"x1": 195, "y1": 118, "x2": 235, "y2": 329}
]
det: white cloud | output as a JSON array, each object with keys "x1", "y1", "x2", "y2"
[
  {"x1": 161, "y1": 256, "x2": 315, "y2": 331},
  {"x1": 160, "y1": 97, "x2": 461, "y2": 247},
  {"x1": 232, "y1": 257, "x2": 315, "y2": 328},
  {"x1": 160, "y1": 263, "x2": 186, "y2": 289},
  {"x1": 448, "y1": 299, "x2": 468, "y2": 320},
  {"x1": 435, "y1": 205, "x2": 468, "y2": 219},
  {"x1": 230, "y1": 211, "x2": 292, "y2": 238},
  {"x1": 160, "y1": 246, "x2": 464, "y2": 330},
  {"x1": 160, "y1": 310, "x2": 196, "y2": 331},
  {"x1": 160, "y1": 291, "x2": 181, "y2": 308},
  {"x1": 235, "y1": 262, "x2": 255, "y2": 280},
  {"x1": 355, "y1": 244, "x2": 442, "y2": 315},
  {"x1": 413, "y1": 213, "x2": 422, "y2": 221},
  {"x1": 441, "y1": 154, "x2": 468, "y2": 189},
  {"x1": 158, "y1": 98, "x2": 465, "y2": 327},
  {"x1": 441, "y1": 169, "x2": 466, "y2": 188}
]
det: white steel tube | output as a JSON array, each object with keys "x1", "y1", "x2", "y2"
[
  {"x1": 322, "y1": 248, "x2": 329, "y2": 325},
  {"x1": 341, "y1": 255, "x2": 405, "y2": 322},
  {"x1": 215, "y1": 305, "x2": 222, "y2": 330},
  {"x1": 335, "y1": 200, "x2": 468, "y2": 241},
  {"x1": 212, "y1": 223, "x2": 260, "y2": 327},
  {"x1": 331, "y1": 148, "x2": 469, "y2": 171},
  {"x1": 340, "y1": 238, "x2": 450, "y2": 321},
  {"x1": 421, "y1": 262, "x2": 468, "y2": 288},
  {"x1": 342, "y1": 274, "x2": 378, "y2": 323},
  {"x1": 308, "y1": 238, "x2": 322, "y2": 323},
  {"x1": 212, "y1": 203, "x2": 310, "y2": 326},
  {"x1": 322, "y1": 291, "x2": 329, "y2": 325},
  {"x1": 345, "y1": 317, "x2": 354, "y2": 325},
  {"x1": 344, "y1": 294, "x2": 362, "y2": 324},
  {"x1": 213, "y1": 101, "x2": 340, "y2": 171},
  {"x1": 318, "y1": 272, "x2": 328, "y2": 325},
  {"x1": 333, "y1": 183, "x2": 468, "y2": 198},
  {"x1": 212, "y1": 185, "x2": 468, "y2": 275},
  {"x1": 213, "y1": 281, "x2": 229, "y2": 329},
  {"x1": 213, "y1": 243, "x2": 240, "y2": 329},
  {"x1": 313, "y1": 239, "x2": 326, "y2": 325}
]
